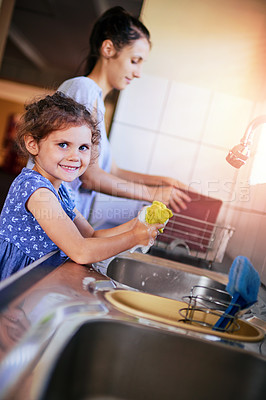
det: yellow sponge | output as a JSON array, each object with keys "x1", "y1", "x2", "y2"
[
  {"x1": 130, "y1": 201, "x2": 173, "y2": 254},
  {"x1": 144, "y1": 201, "x2": 173, "y2": 233}
]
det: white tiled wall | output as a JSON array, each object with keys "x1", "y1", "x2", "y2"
[
  {"x1": 160, "y1": 82, "x2": 211, "y2": 141},
  {"x1": 148, "y1": 134, "x2": 199, "y2": 183},
  {"x1": 202, "y1": 92, "x2": 253, "y2": 148},
  {"x1": 110, "y1": 121, "x2": 157, "y2": 173},
  {"x1": 110, "y1": 73, "x2": 266, "y2": 284},
  {"x1": 114, "y1": 74, "x2": 168, "y2": 130},
  {"x1": 190, "y1": 144, "x2": 236, "y2": 202}
]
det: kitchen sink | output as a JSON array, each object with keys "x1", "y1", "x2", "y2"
[
  {"x1": 37, "y1": 319, "x2": 266, "y2": 400},
  {"x1": 107, "y1": 256, "x2": 227, "y2": 302}
]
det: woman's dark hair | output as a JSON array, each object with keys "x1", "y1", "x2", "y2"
[
  {"x1": 16, "y1": 91, "x2": 101, "y2": 162},
  {"x1": 85, "y1": 6, "x2": 151, "y2": 75}
]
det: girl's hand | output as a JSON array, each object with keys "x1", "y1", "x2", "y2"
[{"x1": 132, "y1": 218, "x2": 164, "y2": 247}]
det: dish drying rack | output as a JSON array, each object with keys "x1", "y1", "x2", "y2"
[
  {"x1": 153, "y1": 212, "x2": 235, "y2": 265},
  {"x1": 179, "y1": 285, "x2": 241, "y2": 333}
]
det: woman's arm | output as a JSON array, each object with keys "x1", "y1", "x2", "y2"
[
  {"x1": 80, "y1": 161, "x2": 191, "y2": 213},
  {"x1": 27, "y1": 188, "x2": 162, "y2": 265},
  {"x1": 111, "y1": 162, "x2": 188, "y2": 188},
  {"x1": 111, "y1": 162, "x2": 193, "y2": 211}
]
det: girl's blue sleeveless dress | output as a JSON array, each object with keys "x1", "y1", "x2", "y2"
[{"x1": 0, "y1": 168, "x2": 76, "y2": 280}]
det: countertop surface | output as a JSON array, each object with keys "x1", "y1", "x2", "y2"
[
  {"x1": 0, "y1": 251, "x2": 265, "y2": 400},
  {"x1": 0, "y1": 251, "x2": 229, "y2": 365},
  {"x1": 0, "y1": 260, "x2": 102, "y2": 361}
]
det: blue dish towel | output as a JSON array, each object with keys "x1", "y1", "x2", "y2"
[
  {"x1": 226, "y1": 256, "x2": 260, "y2": 305},
  {"x1": 213, "y1": 256, "x2": 260, "y2": 331}
]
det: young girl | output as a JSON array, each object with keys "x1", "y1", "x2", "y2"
[
  {"x1": 0, "y1": 92, "x2": 162, "y2": 281},
  {"x1": 58, "y1": 6, "x2": 191, "y2": 229}
]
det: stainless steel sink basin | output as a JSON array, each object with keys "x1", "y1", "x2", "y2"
[
  {"x1": 107, "y1": 256, "x2": 227, "y2": 302},
  {"x1": 37, "y1": 319, "x2": 266, "y2": 400}
]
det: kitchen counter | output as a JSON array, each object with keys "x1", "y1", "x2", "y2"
[
  {"x1": 0, "y1": 258, "x2": 107, "y2": 360},
  {"x1": 0, "y1": 257, "x2": 110, "y2": 400},
  {"x1": 0, "y1": 250, "x2": 230, "y2": 322},
  {"x1": 1, "y1": 251, "x2": 265, "y2": 362},
  {"x1": 0, "y1": 251, "x2": 265, "y2": 400}
]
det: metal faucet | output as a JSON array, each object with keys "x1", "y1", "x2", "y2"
[{"x1": 226, "y1": 115, "x2": 266, "y2": 168}]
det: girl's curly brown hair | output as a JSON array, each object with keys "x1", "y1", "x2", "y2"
[{"x1": 16, "y1": 91, "x2": 101, "y2": 162}]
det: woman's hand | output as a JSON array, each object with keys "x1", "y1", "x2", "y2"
[{"x1": 151, "y1": 186, "x2": 191, "y2": 213}]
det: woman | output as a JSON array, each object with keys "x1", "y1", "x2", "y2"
[{"x1": 58, "y1": 6, "x2": 191, "y2": 229}]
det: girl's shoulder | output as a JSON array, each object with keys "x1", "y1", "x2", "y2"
[
  {"x1": 15, "y1": 167, "x2": 53, "y2": 186},
  {"x1": 10, "y1": 168, "x2": 57, "y2": 199}
]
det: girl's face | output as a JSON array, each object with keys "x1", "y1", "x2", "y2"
[
  {"x1": 29, "y1": 125, "x2": 92, "y2": 190},
  {"x1": 106, "y1": 37, "x2": 150, "y2": 91}
]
